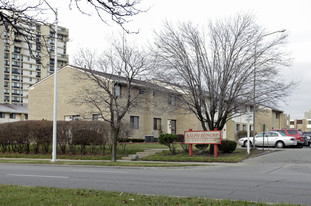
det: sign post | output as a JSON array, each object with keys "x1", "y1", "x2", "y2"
[
  {"x1": 189, "y1": 129, "x2": 193, "y2": 156},
  {"x1": 189, "y1": 144, "x2": 193, "y2": 156},
  {"x1": 184, "y1": 129, "x2": 221, "y2": 158}
]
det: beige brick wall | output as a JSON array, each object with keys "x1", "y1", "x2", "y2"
[
  {"x1": 29, "y1": 66, "x2": 287, "y2": 141},
  {"x1": 28, "y1": 66, "x2": 202, "y2": 139},
  {"x1": 28, "y1": 67, "x2": 95, "y2": 120}
]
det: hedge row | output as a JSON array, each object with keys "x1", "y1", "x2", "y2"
[{"x1": 0, "y1": 120, "x2": 131, "y2": 155}]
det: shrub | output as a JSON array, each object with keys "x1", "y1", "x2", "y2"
[
  {"x1": 159, "y1": 133, "x2": 177, "y2": 154},
  {"x1": 177, "y1": 134, "x2": 189, "y2": 153},
  {"x1": 0, "y1": 120, "x2": 131, "y2": 156},
  {"x1": 57, "y1": 121, "x2": 71, "y2": 154},
  {"x1": 219, "y1": 140, "x2": 237, "y2": 153},
  {"x1": 30, "y1": 120, "x2": 52, "y2": 154},
  {"x1": 195, "y1": 144, "x2": 209, "y2": 152}
]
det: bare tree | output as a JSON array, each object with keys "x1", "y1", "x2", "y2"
[
  {"x1": 0, "y1": 0, "x2": 51, "y2": 60},
  {"x1": 1, "y1": 0, "x2": 145, "y2": 35},
  {"x1": 0, "y1": 0, "x2": 145, "y2": 62},
  {"x1": 73, "y1": 37, "x2": 152, "y2": 161},
  {"x1": 152, "y1": 14, "x2": 295, "y2": 131},
  {"x1": 69, "y1": 0, "x2": 145, "y2": 33}
]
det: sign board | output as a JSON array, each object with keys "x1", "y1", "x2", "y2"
[{"x1": 184, "y1": 130, "x2": 221, "y2": 144}]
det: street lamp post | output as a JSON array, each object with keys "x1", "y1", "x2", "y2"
[
  {"x1": 43, "y1": 0, "x2": 58, "y2": 162},
  {"x1": 252, "y1": 29, "x2": 286, "y2": 148}
]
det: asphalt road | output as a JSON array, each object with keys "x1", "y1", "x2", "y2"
[{"x1": 1, "y1": 147, "x2": 311, "y2": 205}]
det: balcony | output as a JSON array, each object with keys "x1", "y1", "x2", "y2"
[
  {"x1": 12, "y1": 71, "x2": 20, "y2": 75},
  {"x1": 58, "y1": 28, "x2": 68, "y2": 35},
  {"x1": 14, "y1": 39, "x2": 22, "y2": 46},
  {"x1": 58, "y1": 54, "x2": 69, "y2": 61},
  {"x1": 14, "y1": 49, "x2": 21, "y2": 54}
]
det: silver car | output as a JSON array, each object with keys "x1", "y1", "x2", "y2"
[{"x1": 238, "y1": 131, "x2": 297, "y2": 148}]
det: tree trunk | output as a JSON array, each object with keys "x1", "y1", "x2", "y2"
[{"x1": 111, "y1": 130, "x2": 118, "y2": 162}]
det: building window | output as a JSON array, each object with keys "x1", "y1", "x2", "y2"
[
  {"x1": 72, "y1": 115, "x2": 80, "y2": 121},
  {"x1": 297, "y1": 120, "x2": 303, "y2": 124},
  {"x1": 92, "y1": 114, "x2": 101, "y2": 121},
  {"x1": 153, "y1": 118, "x2": 161, "y2": 130},
  {"x1": 243, "y1": 125, "x2": 246, "y2": 131},
  {"x1": 24, "y1": 114, "x2": 28, "y2": 120},
  {"x1": 10, "y1": 113, "x2": 16, "y2": 119},
  {"x1": 290, "y1": 121, "x2": 294, "y2": 125},
  {"x1": 249, "y1": 106, "x2": 254, "y2": 112},
  {"x1": 49, "y1": 39, "x2": 55, "y2": 45},
  {"x1": 14, "y1": 47, "x2": 21, "y2": 53},
  {"x1": 114, "y1": 84, "x2": 121, "y2": 98},
  {"x1": 50, "y1": 58, "x2": 55, "y2": 65},
  {"x1": 169, "y1": 120, "x2": 177, "y2": 134},
  {"x1": 168, "y1": 95, "x2": 176, "y2": 105},
  {"x1": 308, "y1": 120, "x2": 311, "y2": 125},
  {"x1": 64, "y1": 115, "x2": 80, "y2": 121},
  {"x1": 130, "y1": 116, "x2": 139, "y2": 129},
  {"x1": 236, "y1": 124, "x2": 240, "y2": 131},
  {"x1": 0, "y1": 112, "x2": 5, "y2": 118},
  {"x1": 276, "y1": 112, "x2": 280, "y2": 119}
]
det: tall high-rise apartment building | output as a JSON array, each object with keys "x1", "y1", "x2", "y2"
[
  {"x1": 304, "y1": 110, "x2": 311, "y2": 119},
  {"x1": 0, "y1": 21, "x2": 69, "y2": 105}
]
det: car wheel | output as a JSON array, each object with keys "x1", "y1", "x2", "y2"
[
  {"x1": 244, "y1": 140, "x2": 252, "y2": 147},
  {"x1": 276, "y1": 141, "x2": 284, "y2": 148}
]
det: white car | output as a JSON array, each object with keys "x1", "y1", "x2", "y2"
[{"x1": 238, "y1": 131, "x2": 297, "y2": 148}]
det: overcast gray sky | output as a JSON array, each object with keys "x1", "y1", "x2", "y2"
[{"x1": 42, "y1": 0, "x2": 311, "y2": 119}]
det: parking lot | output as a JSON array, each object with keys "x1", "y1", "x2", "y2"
[{"x1": 245, "y1": 146, "x2": 311, "y2": 164}]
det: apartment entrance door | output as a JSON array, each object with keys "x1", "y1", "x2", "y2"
[{"x1": 167, "y1": 120, "x2": 176, "y2": 134}]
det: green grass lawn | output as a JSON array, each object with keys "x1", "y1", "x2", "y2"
[
  {"x1": 125, "y1": 143, "x2": 168, "y2": 150},
  {"x1": 142, "y1": 148, "x2": 263, "y2": 163},
  {"x1": 0, "y1": 143, "x2": 265, "y2": 166},
  {"x1": 0, "y1": 184, "x2": 296, "y2": 206},
  {"x1": 0, "y1": 143, "x2": 166, "y2": 160}
]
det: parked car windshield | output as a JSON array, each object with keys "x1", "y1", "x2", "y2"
[{"x1": 288, "y1": 130, "x2": 298, "y2": 135}]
